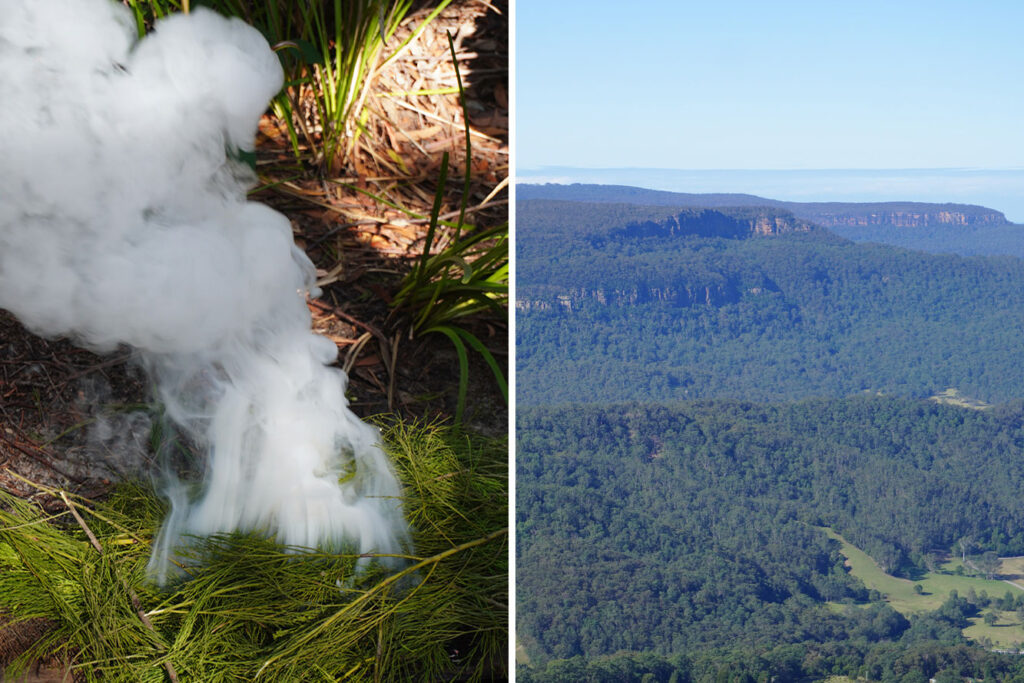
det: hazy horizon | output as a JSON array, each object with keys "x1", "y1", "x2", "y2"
[
  {"x1": 518, "y1": 0, "x2": 1024, "y2": 231},
  {"x1": 516, "y1": 167, "x2": 1024, "y2": 224}
]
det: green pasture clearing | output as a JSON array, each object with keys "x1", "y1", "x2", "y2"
[
  {"x1": 928, "y1": 387, "x2": 991, "y2": 410},
  {"x1": 820, "y1": 527, "x2": 1024, "y2": 646},
  {"x1": 819, "y1": 527, "x2": 1016, "y2": 615},
  {"x1": 999, "y1": 556, "x2": 1024, "y2": 588},
  {"x1": 964, "y1": 610, "x2": 1024, "y2": 649}
]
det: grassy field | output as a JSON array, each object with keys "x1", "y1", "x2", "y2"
[
  {"x1": 964, "y1": 611, "x2": 1024, "y2": 649},
  {"x1": 998, "y1": 556, "x2": 1024, "y2": 588},
  {"x1": 929, "y1": 387, "x2": 992, "y2": 410},
  {"x1": 820, "y1": 527, "x2": 1024, "y2": 647}
]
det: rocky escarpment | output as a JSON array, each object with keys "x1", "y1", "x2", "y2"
[
  {"x1": 793, "y1": 205, "x2": 1009, "y2": 229},
  {"x1": 516, "y1": 278, "x2": 781, "y2": 313},
  {"x1": 608, "y1": 207, "x2": 818, "y2": 242},
  {"x1": 518, "y1": 207, "x2": 798, "y2": 313},
  {"x1": 518, "y1": 184, "x2": 1012, "y2": 231}
]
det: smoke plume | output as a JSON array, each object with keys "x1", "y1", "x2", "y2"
[{"x1": 0, "y1": 0, "x2": 409, "y2": 583}]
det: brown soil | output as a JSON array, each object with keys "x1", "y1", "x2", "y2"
[{"x1": 0, "y1": 0, "x2": 507, "y2": 678}]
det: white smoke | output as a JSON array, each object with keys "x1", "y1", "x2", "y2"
[{"x1": 0, "y1": 0, "x2": 409, "y2": 583}]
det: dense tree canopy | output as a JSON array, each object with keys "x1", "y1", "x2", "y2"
[
  {"x1": 518, "y1": 398, "x2": 1024, "y2": 678},
  {"x1": 518, "y1": 199, "x2": 1024, "y2": 405}
]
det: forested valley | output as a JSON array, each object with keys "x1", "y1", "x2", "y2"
[
  {"x1": 516, "y1": 188, "x2": 1024, "y2": 682},
  {"x1": 518, "y1": 399, "x2": 1024, "y2": 681}
]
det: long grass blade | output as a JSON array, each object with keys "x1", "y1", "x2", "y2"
[
  {"x1": 446, "y1": 30, "x2": 472, "y2": 240},
  {"x1": 417, "y1": 151, "x2": 450, "y2": 283},
  {"x1": 423, "y1": 325, "x2": 470, "y2": 424},
  {"x1": 450, "y1": 327, "x2": 507, "y2": 402}
]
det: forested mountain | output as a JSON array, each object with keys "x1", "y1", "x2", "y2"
[
  {"x1": 516, "y1": 187, "x2": 1024, "y2": 681},
  {"x1": 518, "y1": 183, "x2": 1009, "y2": 225},
  {"x1": 518, "y1": 198, "x2": 1024, "y2": 405},
  {"x1": 820, "y1": 221, "x2": 1024, "y2": 258},
  {"x1": 517, "y1": 398, "x2": 1024, "y2": 680},
  {"x1": 518, "y1": 183, "x2": 1024, "y2": 257}
]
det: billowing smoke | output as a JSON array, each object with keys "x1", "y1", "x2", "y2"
[{"x1": 0, "y1": 0, "x2": 409, "y2": 583}]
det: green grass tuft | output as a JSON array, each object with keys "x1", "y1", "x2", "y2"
[{"x1": 0, "y1": 420, "x2": 506, "y2": 681}]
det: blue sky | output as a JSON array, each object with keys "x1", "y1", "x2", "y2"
[{"x1": 516, "y1": 1, "x2": 1024, "y2": 171}]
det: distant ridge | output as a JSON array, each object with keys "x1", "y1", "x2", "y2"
[
  {"x1": 518, "y1": 182, "x2": 1010, "y2": 229},
  {"x1": 516, "y1": 196, "x2": 1024, "y2": 405}
]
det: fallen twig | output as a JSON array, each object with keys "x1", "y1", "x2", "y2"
[{"x1": 0, "y1": 431, "x2": 79, "y2": 483}]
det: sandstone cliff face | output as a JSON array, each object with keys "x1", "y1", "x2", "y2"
[
  {"x1": 753, "y1": 213, "x2": 815, "y2": 235},
  {"x1": 798, "y1": 208, "x2": 1008, "y2": 229},
  {"x1": 610, "y1": 208, "x2": 817, "y2": 242},
  {"x1": 515, "y1": 286, "x2": 731, "y2": 312},
  {"x1": 560, "y1": 283, "x2": 740, "y2": 308},
  {"x1": 517, "y1": 208, "x2": 799, "y2": 313},
  {"x1": 516, "y1": 279, "x2": 783, "y2": 313}
]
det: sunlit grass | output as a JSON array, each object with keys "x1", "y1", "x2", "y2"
[{"x1": 964, "y1": 611, "x2": 1024, "y2": 649}]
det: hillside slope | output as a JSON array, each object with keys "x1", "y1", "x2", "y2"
[
  {"x1": 519, "y1": 183, "x2": 1024, "y2": 257},
  {"x1": 517, "y1": 199, "x2": 1024, "y2": 405},
  {"x1": 517, "y1": 398, "x2": 1024, "y2": 676}
]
